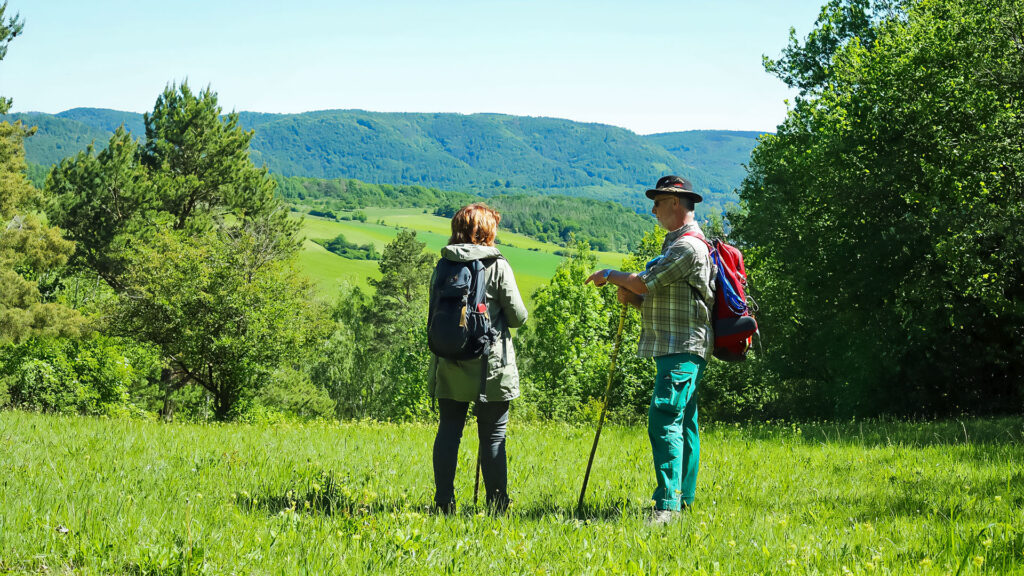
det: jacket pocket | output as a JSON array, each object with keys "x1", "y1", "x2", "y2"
[{"x1": 652, "y1": 363, "x2": 698, "y2": 414}]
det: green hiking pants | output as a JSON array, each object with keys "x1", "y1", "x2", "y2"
[{"x1": 648, "y1": 353, "x2": 706, "y2": 511}]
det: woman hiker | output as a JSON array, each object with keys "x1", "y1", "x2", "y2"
[{"x1": 427, "y1": 203, "x2": 528, "y2": 513}]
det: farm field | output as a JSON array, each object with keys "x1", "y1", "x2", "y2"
[
  {"x1": 1, "y1": 413, "x2": 1021, "y2": 574},
  {"x1": 293, "y1": 208, "x2": 630, "y2": 306}
]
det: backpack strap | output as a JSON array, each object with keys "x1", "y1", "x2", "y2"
[
  {"x1": 474, "y1": 257, "x2": 505, "y2": 401},
  {"x1": 682, "y1": 230, "x2": 713, "y2": 252},
  {"x1": 680, "y1": 231, "x2": 715, "y2": 304},
  {"x1": 478, "y1": 339, "x2": 491, "y2": 402}
]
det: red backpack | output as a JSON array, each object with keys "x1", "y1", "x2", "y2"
[{"x1": 684, "y1": 232, "x2": 758, "y2": 362}]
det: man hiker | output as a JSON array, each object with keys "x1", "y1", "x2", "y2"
[{"x1": 584, "y1": 175, "x2": 715, "y2": 524}]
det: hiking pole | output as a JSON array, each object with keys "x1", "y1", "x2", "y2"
[
  {"x1": 577, "y1": 303, "x2": 628, "y2": 516},
  {"x1": 473, "y1": 449, "x2": 481, "y2": 506}
]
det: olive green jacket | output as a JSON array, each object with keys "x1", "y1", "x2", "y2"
[{"x1": 427, "y1": 244, "x2": 528, "y2": 402}]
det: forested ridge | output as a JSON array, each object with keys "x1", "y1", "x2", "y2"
[{"x1": 10, "y1": 107, "x2": 761, "y2": 213}]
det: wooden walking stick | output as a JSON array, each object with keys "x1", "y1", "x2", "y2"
[
  {"x1": 577, "y1": 304, "x2": 628, "y2": 516},
  {"x1": 473, "y1": 449, "x2": 481, "y2": 506}
]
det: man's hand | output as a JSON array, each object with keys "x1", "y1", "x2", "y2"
[
  {"x1": 617, "y1": 286, "x2": 644, "y2": 309},
  {"x1": 585, "y1": 269, "x2": 612, "y2": 287},
  {"x1": 585, "y1": 268, "x2": 650, "y2": 296}
]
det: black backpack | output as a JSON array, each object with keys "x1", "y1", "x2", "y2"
[{"x1": 427, "y1": 257, "x2": 503, "y2": 399}]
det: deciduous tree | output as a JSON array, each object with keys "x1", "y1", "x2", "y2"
[{"x1": 737, "y1": 0, "x2": 1024, "y2": 415}]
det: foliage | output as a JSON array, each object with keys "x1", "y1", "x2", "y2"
[
  {"x1": 45, "y1": 128, "x2": 153, "y2": 288},
  {"x1": 0, "y1": 335, "x2": 160, "y2": 416},
  {"x1": 0, "y1": 10, "x2": 83, "y2": 345},
  {"x1": 109, "y1": 225, "x2": 325, "y2": 420},
  {"x1": 763, "y1": 0, "x2": 909, "y2": 95},
  {"x1": 735, "y1": 0, "x2": 1024, "y2": 416},
  {"x1": 513, "y1": 240, "x2": 659, "y2": 421},
  {"x1": 140, "y1": 85, "x2": 295, "y2": 238},
  {"x1": 316, "y1": 233, "x2": 378, "y2": 260},
  {"x1": 483, "y1": 194, "x2": 655, "y2": 252},
  {"x1": 0, "y1": 1, "x2": 22, "y2": 116},
  {"x1": 515, "y1": 242, "x2": 614, "y2": 419},
  {"x1": 277, "y1": 175, "x2": 478, "y2": 209},
  {"x1": 245, "y1": 366, "x2": 336, "y2": 421},
  {"x1": 45, "y1": 83, "x2": 313, "y2": 420},
  {"x1": 47, "y1": 83, "x2": 300, "y2": 289},
  {"x1": 0, "y1": 121, "x2": 83, "y2": 344},
  {"x1": 25, "y1": 162, "x2": 46, "y2": 188},
  {"x1": 311, "y1": 230, "x2": 435, "y2": 420}
]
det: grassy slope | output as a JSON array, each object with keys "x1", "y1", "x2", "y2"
[
  {"x1": 1, "y1": 413, "x2": 1021, "y2": 574},
  {"x1": 297, "y1": 208, "x2": 628, "y2": 307}
]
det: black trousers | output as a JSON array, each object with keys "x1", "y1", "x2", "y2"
[{"x1": 432, "y1": 398, "x2": 510, "y2": 509}]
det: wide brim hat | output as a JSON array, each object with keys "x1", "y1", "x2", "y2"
[{"x1": 645, "y1": 175, "x2": 702, "y2": 203}]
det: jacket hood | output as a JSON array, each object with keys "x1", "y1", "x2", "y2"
[{"x1": 441, "y1": 244, "x2": 503, "y2": 262}]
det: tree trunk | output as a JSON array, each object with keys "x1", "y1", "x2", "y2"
[{"x1": 160, "y1": 367, "x2": 175, "y2": 422}]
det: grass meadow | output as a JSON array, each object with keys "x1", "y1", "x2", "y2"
[
  {"x1": 294, "y1": 209, "x2": 628, "y2": 307},
  {"x1": 0, "y1": 412, "x2": 1021, "y2": 574}
]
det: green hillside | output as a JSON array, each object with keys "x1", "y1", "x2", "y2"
[
  {"x1": 57, "y1": 107, "x2": 146, "y2": 135},
  {"x1": 3, "y1": 112, "x2": 111, "y2": 167},
  {"x1": 7, "y1": 108, "x2": 760, "y2": 212},
  {"x1": 296, "y1": 208, "x2": 628, "y2": 309},
  {"x1": 279, "y1": 175, "x2": 655, "y2": 252}
]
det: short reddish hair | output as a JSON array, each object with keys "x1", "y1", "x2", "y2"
[{"x1": 449, "y1": 203, "x2": 501, "y2": 246}]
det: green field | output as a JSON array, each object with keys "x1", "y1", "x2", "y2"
[
  {"x1": 1, "y1": 413, "x2": 1021, "y2": 574},
  {"x1": 295, "y1": 209, "x2": 629, "y2": 307}
]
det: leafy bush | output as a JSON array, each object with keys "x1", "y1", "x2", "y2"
[
  {"x1": 316, "y1": 233, "x2": 378, "y2": 260},
  {"x1": 0, "y1": 335, "x2": 160, "y2": 416}
]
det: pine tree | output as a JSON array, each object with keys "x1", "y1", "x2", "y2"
[
  {"x1": 0, "y1": 5, "x2": 82, "y2": 343},
  {"x1": 46, "y1": 83, "x2": 310, "y2": 419}
]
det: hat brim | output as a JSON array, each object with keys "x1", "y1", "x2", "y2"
[{"x1": 645, "y1": 188, "x2": 703, "y2": 203}]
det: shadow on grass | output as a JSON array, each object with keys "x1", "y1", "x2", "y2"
[
  {"x1": 235, "y1": 469, "x2": 646, "y2": 522},
  {"x1": 729, "y1": 417, "x2": 1024, "y2": 449},
  {"x1": 749, "y1": 472, "x2": 1024, "y2": 526}
]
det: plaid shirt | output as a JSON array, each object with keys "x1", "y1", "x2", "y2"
[{"x1": 636, "y1": 223, "x2": 715, "y2": 359}]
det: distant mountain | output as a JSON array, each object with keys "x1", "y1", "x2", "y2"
[
  {"x1": 645, "y1": 130, "x2": 764, "y2": 211},
  {"x1": 7, "y1": 108, "x2": 766, "y2": 212},
  {"x1": 5, "y1": 112, "x2": 111, "y2": 167},
  {"x1": 57, "y1": 108, "x2": 146, "y2": 135}
]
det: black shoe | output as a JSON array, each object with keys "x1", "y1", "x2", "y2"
[
  {"x1": 486, "y1": 492, "x2": 512, "y2": 514},
  {"x1": 434, "y1": 500, "x2": 457, "y2": 515}
]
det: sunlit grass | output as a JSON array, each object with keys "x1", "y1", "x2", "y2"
[
  {"x1": 295, "y1": 211, "x2": 627, "y2": 310},
  {"x1": 0, "y1": 413, "x2": 1020, "y2": 574}
]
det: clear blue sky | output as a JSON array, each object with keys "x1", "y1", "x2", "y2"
[{"x1": 1, "y1": 0, "x2": 824, "y2": 134}]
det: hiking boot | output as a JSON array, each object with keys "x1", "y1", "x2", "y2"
[
  {"x1": 433, "y1": 500, "x2": 457, "y2": 516},
  {"x1": 645, "y1": 509, "x2": 678, "y2": 526},
  {"x1": 486, "y1": 493, "x2": 512, "y2": 515}
]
